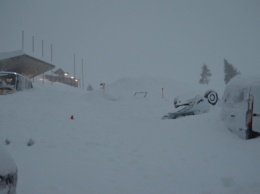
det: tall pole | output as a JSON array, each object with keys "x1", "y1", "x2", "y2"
[
  {"x1": 51, "y1": 44, "x2": 53, "y2": 85},
  {"x1": 42, "y1": 40, "x2": 44, "y2": 84},
  {"x1": 51, "y1": 44, "x2": 53, "y2": 62},
  {"x1": 82, "y1": 59, "x2": 84, "y2": 90},
  {"x1": 32, "y1": 36, "x2": 34, "y2": 53},
  {"x1": 74, "y1": 54, "x2": 76, "y2": 78},
  {"x1": 22, "y1": 31, "x2": 24, "y2": 50},
  {"x1": 42, "y1": 40, "x2": 44, "y2": 57}
]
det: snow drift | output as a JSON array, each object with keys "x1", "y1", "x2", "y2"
[{"x1": 1, "y1": 76, "x2": 260, "y2": 194}]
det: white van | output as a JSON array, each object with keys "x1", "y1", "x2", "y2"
[{"x1": 221, "y1": 75, "x2": 260, "y2": 139}]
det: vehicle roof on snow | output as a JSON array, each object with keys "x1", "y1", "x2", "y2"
[{"x1": 228, "y1": 75, "x2": 260, "y2": 87}]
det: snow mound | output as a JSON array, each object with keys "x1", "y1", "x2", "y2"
[
  {"x1": 87, "y1": 76, "x2": 195, "y2": 101},
  {"x1": 0, "y1": 146, "x2": 16, "y2": 175}
]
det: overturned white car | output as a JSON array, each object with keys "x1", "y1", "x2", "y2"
[{"x1": 162, "y1": 90, "x2": 218, "y2": 119}]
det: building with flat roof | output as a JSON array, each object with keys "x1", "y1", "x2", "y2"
[{"x1": 0, "y1": 50, "x2": 55, "y2": 78}]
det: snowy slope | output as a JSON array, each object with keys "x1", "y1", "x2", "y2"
[{"x1": 1, "y1": 77, "x2": 260, "y2": 194}]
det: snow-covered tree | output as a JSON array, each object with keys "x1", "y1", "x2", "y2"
[
  {"x1": 199, "y1": 64, "x2": 212, "y2": 85},
  {"x1": 224, "y1": 59, "x2": 240, "y2": 84}
]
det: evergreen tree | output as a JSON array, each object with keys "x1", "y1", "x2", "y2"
[
  {"x1": 224, "y1": 59, "x2": 240, "y2": 84},
  {"x1": 87, "y1": 84, "x2": 93, "y2": 91},
  {"x1": 199, "y1": 64, "x2": 212, "y2": 85}
]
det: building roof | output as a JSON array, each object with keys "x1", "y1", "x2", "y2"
[
  {"x1": 54, "y1": 68, "x2": 65, "y2": 75},
  {"x1": 0, "y1": 50, "x2": 55, "y2": 78}
]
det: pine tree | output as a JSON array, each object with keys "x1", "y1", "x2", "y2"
[
  {"x1": 199, "y1": 64, "x2": 212, "y2": 85},
  {"x1": 87, "y1": 84, "x2": 93, "y2": 91},
  {"x1": 224, "y1": 59, "x2": 240, "y2": 84}
]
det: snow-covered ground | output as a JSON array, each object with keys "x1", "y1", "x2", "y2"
[{"x1": 1, "y1": 76, "x2": 260, "y2": 194}]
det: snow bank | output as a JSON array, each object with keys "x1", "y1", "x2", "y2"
[{"x1": 0, "y1": 146, "x2": 16, "y2": 175}]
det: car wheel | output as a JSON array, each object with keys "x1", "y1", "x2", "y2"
[{"x1": 204, "y1": 90, "x2": 218, "y2": 105}]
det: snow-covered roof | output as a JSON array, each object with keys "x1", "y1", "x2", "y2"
[
  {"x1": 54, "y1": 68, "x2": 65, "y2": 75},
  {"x1": 0, "y1": 50, "x2": 55, "y2": 78}
]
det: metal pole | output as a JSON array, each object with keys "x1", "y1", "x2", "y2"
[
  {"x1": 42, "y1": 40, "x2": 44, "y2": 84},
  {"x1": 51, "y1": 44, "x2": 53, "y2": 62},
  {"x1": 162, "y1": 88, "x2": 164, "y2": 99},
  {"x1": 32, "y1": 36, "x2": 34, "y2": 53},
  {"x1": 51, "y1": 44, "x2": 53, "y2": 85},
  {"x1": 74, "y1": 54, "x2": 76, "y2": 78},
  {"x1": 82, "y1": 59, "x2": 84, "y2": 90},
  {"x1": 22, "y1": 31, "x2": 24, "y2": 50},
  {"x1": 42, "y1": 40, "x2": 44, "y2": 57}
]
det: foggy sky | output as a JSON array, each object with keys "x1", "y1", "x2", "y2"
[{"x1": 0, "y1": 0, "x2": 260, "y2": 87}]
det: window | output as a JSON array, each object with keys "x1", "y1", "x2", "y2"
[{"x1": 223, "y1": 85, "x2": 248, "y2": 107}]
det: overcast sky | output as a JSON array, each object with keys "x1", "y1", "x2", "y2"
[{"x1": 0, "y1": 0, "x2": 259, "y2": 87}]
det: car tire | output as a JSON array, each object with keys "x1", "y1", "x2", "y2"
[{"x1": 204, "y1": 90, "x2": 218, "y2": 105}]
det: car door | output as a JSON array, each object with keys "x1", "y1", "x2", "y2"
[{"x1": 251, "y1": 85, "x2": 260, "y2": 133}]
